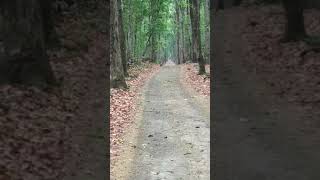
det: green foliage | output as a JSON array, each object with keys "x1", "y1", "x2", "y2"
[
  {"x1": 122, "y1": 0, "x2": 209, "y2": 63},
  {"x1": 122, "y1": 0, "x2": 174, "y2": 60}
]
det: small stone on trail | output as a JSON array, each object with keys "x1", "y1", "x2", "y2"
[
  {"x1": 195, "y1": 126, "x2": 200, "y2": 128},
  {"x1": 148, "y1": 134, "x2": 153, "y2": 137},
  {"x1": 142, "y1": 144, "x2": 147, "y2": 148},
  {"x1": 164, "y1": 136, "x2": 168, "y2": 139}
]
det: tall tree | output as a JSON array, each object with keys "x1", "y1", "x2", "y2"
[
  {"x1": 150, "y1": 0, "x2": 158, "y2": 62},
  {"x1": 117, "y1": 0, "x2": 128, "y2": 76},
  {"x1": 282, "y1": 0, "x2": 307, "y2": 41},
  {"x1": 0, "y1": 0, "x2": 56, "y2": 87},
  {"x1": 210, "y1": 0, "x2": 214, "y2": 66},
  {"x1": 189, "y1": 0, "x2": 206, "y2": 74},
  {"x1": 180, "y1": 1, "x2": 186, "y2": 64},
  {"x1": 186, "y1": 2, "x2": 193, "y2": 62},
  {"x1": 175, "y1": 0, "x2": 181, "y2": 64},
  {"x1": 203, "y1": 0, "x2": 210, "y2": 64},
  {"x1": 110, "y1": 0, "x2": 127, "y2": 88},
  {"x1": 121, "y1": 0, "x2": 208, "y2": 65},
  {"x1": 189, "y1": 0, "x2": 196, "y2": 63}
]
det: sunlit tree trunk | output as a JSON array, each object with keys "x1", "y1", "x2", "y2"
[
  {"x1": 187, "y1": 1, "x2": 193, "y2": 62},
  {"x1": 126, "y1": 0, "x2": 134, "y2": 60},
  {"x1": 180, "y1": 2, "x2": 186, "y2": 63},
  {"x1": 150, "y1": 0, "x2": 158, "y2": 62},
  {"x1": 210, "y1": 0, "x2": 214, "y2": 65},
  {"x1": 204, "y1": 0, "x2": 210, "y2": 64},
  {"x1": 110, "y1": 0, "x2": 127, "y2": 88},
  {"x1": 175, "y1": 0, "x2": 181, "y2": 64},
  {"x1": 188, "y1": 4, "x2": 192, "y2": 62},
  {"x1": 189, "y1": 0, "x2": 206, "y2": 74},
  {"x1": 117, "y1": 0, "x2": 128, "y2": 76},
  {"x1": 189, "y1": 0, "x2": 196, "y2": 63}
]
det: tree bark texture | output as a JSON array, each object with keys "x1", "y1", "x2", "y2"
[
  {"x1": 110, "y1": 0, "x2": 127, "y2": 88},
  {"x1": 0, "y1": 0, "x2": 56, "y2": 87}
]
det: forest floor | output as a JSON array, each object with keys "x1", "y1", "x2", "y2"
[
  {"x1": 242, "y1": 4, "x2": 320, "y2": 121},
  {"x1": 110, "y1": 62, "x2": 160, "y2": 163},
  {"x1": 213, "y1": 6, "x2": 320, "y2": 179},
  {"x1": 0, "y1": 12, "x2": 107, "y2": 180},
  {"x1": 111, "y1": 61, "x2": 210, "y2": 180}
]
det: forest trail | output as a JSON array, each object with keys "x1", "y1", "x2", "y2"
[
  {"x1": 213, "y1": 8, "x2": 320, "y2": 180},
  {"x1": 164, "y1": 59, "x2": 176, "y2": 66},
  {"x1": 112, "y1": 63, "x2": 210, "y2": 179}
]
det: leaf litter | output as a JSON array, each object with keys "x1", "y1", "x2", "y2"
[
  {"x1": 241, "y1": 5, "x2": 320, "y2": 134},
  {"x1": 0, "y1": 13, "x2": 106, "y2": 180},
  {"x1": 181, "y1": 63, "x2": 210, "y2": 97},
  {"x1": 110, "y1": 62, "x2": 160, "y2": 162}
]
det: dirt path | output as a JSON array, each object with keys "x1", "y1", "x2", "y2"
[
  {"x1": 112, "y1": 62, "x2": 210, "y2": 180},
  {"x1": 213, "y1": 8, "x2": 320, "y2": 180}
]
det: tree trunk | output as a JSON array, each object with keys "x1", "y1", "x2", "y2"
[
  {"x1": 117, "y1": 0, "x2": 128, "y2": 76},
  {"x1": 175, "y1": 0, "x2": 181, "y2": 64},
  {"x1": 186, "y1": 1, "x2": 192, "y2": 62},
  {"x1": 126, "y1": 0, "x2": 133, "y2": 61},
  {"x1": 110, "y1": 0, "x2": 127, "y2": 88},
  {"x1": 204, "y1": 0, "x2": 210, "y2": 64},
  {"x1": 189, "y1": 0, "x2": 197, "y2": 63},
  {"x1": 180, "y1": 2, "x2": 186, "y2": 64},
  {"x1": 157, "y1": 33, "x2": 161, "y2": 61},
  {"x1": 151, "y1": 34, "x2": 156, "y2": 62},
  {"x1": 0, "y1": 0, "x2": 56, "y2": 88},
  {"x1": 210, "y1": 0, "x2": 214, "y2": 66},
  {"x1": 190, "y1": 0, "x2": 206, "y2": 74},
  {"x1": 282, "y1": 0, "x2": 307, "y2": 41},
  {"x1": 107, "y1": 0, "x2": 110, "y2": 90},
  {"x1": 40, "y1": 0, "x2": 60, "y2": 49},
  {"x1": 134, "y1": 28, "x2": 137, "y2": 58},
  {"x1": 188, "y1": 3, "x2": 192, "y2": 62},
  {"x1": 150, "y1": 0, "x2": 157, "y2": 63}
]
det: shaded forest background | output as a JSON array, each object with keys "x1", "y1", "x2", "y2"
[
  {"x1": 0, "y1": 0, "x2": 107, "y2": 179},
  {"x1": 215, "y1": 0, "x2": 320, "y2": 154}
]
